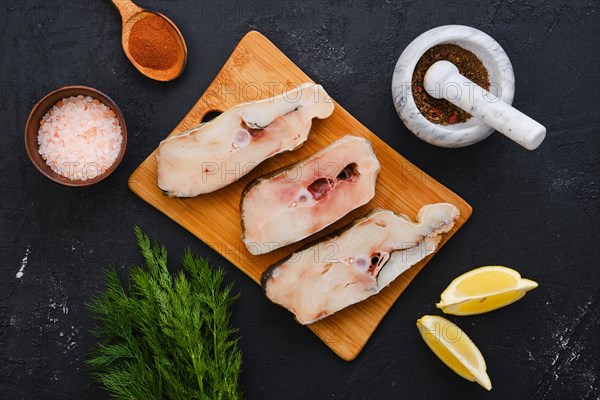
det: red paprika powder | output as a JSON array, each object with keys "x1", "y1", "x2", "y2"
[{"x1": 128, "y1": 14, "x2": 181, "y2": 70}]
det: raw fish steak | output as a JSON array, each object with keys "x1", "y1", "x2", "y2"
[
  {"x1": 261, "y1": 203, "x2": 459, "y2": 324},
  {"x1": 157, "y1": 83, "x2": 334, "y2": 197},
  {"x1": 241, "y1": 135, "x2": 380, "y2": 255}
]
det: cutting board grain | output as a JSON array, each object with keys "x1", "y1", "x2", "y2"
[{"x1": 128, "y1": 31, "x2": 472, "y2": 361}]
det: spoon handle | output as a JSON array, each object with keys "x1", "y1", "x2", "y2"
[
  {"x1": 424, "y1": 60, "x2": 546, "y2": 150},
  {"x1": 111, "y1": 0, "x2": 143, "y2": 22}
]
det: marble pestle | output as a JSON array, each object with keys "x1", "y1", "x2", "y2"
[{"x1": 424, "y1": 60, "x2": 546, "y2": 150}]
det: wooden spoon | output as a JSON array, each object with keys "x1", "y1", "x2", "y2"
[{"x1": 111, "y1": 0, "x2": 187, "y2": 81}]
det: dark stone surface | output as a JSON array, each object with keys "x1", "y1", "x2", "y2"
[{"x1": 1, "y1": 1, "x2": 598, "y2": 399}]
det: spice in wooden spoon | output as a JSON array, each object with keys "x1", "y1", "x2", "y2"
[
  {"x1": 129, "y1": 14, "x2": 180, "y2": 70},
  {"x1": 111, "y1": 0, "x2": 187, "y2": 81}
]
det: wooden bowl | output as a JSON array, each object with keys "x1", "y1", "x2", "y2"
[{"x1": 24, "y1": 86, "x2": 127, "y2": 186}]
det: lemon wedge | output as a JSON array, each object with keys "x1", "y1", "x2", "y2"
[
  {"x1": 436, "y1": 266, "x2": 538, "y2": 316},
  {"x1": 417, "y1": 315, "x2": 492, "y2": 390}
]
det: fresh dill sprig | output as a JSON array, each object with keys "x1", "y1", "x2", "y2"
[{"x1": 87, "y1": 226, "x2": 242, "y2": 400}]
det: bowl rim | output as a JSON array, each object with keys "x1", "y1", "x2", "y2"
[{"x1": 24, "y1": 85, "x2": 127, "y2": 187}]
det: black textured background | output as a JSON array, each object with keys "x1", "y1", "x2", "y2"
[{"x1": 1, "y1": 1, "x2": 599, "y2": 399}]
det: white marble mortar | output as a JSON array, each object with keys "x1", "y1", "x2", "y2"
[{"x1": 392, "y1": 25, "x2": 515, "y2": 148}]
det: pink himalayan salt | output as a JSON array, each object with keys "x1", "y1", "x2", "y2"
[{"x1": 37, "y1": 95, "x2": 122, "y2": 180}]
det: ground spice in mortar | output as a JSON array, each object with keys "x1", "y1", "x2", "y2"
[
  {"x1": 128, "y1": 14, "x2": 180, "y2": 70},
  {"x1": 412, "y1": 44, "x2": 490, "y2": 125}
]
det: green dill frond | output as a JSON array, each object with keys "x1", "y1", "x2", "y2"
[{"x1": 87, "y1": 227, "x2": 242, "y2": 400}]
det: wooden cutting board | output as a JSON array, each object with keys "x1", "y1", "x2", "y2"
[{"x1": 129, "y1": 31, "x2": 472, "y2": 361}]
